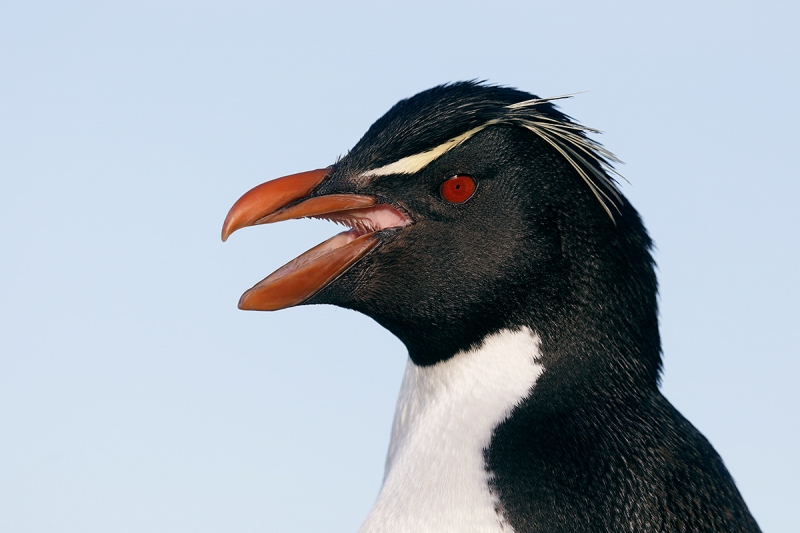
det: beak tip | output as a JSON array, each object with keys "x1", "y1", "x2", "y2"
[
  {"x1": 221, "y1": 214, "x2": 237, "y2": 242},
  {"x1": 238, "y1": 292, "x2": 253, "y2": 310}
]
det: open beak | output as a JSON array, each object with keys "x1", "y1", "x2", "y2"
[{"x1": 222, "y1": 168, "x2": 411, "y2": 311}]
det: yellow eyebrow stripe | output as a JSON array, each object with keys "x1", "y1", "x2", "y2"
[{"x1": 362, "y1": 124, "x2": 492, "y2": 177}]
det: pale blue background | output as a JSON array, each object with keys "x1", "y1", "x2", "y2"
[{"x1": 1, "y1": 1, "x2": 798, "y2": 531}]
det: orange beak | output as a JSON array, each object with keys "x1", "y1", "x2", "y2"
[{"x1": 222, "y1": 168, "x2": 401, "y2": 311}]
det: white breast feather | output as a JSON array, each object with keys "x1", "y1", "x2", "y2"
[{"x1": 358, "y1": 328, "x2": 543, "y2": 533}]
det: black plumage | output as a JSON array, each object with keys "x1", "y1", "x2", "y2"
[{"x1": 225, "y1": 81, "x2": 760, "y2": 532}]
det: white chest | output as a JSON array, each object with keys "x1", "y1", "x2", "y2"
[{"x1": 358, "y1": 328, "x2": 543, "y2": 533}]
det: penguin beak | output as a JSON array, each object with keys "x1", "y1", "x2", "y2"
[{"x1": 222, "y1": 168, "x2": 411, "y2": 311}]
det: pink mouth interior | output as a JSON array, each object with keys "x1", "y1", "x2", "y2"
[
  {"x1": 260, "y1": 203, "x2": 412, "y2": 283},
  {"x1": 314, "y1": 203, "x2": 413, "y2": 236}
]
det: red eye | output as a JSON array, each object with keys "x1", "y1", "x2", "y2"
[{"x1": 440, "y1": 175, "x2": 476, "y2": 203}]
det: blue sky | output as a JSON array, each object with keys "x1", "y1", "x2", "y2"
[{"x1": 1, "y1": 1, "x2": 798, "y2": 531}]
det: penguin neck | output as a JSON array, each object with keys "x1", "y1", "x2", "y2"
[
  {"x1": 361, "y1": 269, "x2": 660, "y2": 533},
  {"x1": 359, "y1": 327, "x2": 543, "y2": 533},
  {"x1": 531, "y1": 203, "x2": 663, "y2": 397}
]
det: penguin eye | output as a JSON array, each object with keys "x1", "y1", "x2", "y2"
[{"x1": 440, "y1": 175, "x2": 476, "y2": 204}]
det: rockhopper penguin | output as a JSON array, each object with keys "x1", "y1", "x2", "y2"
[{"x1": 222, "y1": 82, "x2": 761, "y2": 533}]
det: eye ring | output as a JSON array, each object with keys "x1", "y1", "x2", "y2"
[{"x1": 440, "y1": 175, "x2": 476, "y2": 204}]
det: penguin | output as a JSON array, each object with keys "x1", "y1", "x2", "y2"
[{"x1": 221, "y1": 82, "x2": 761, "y2": 533}]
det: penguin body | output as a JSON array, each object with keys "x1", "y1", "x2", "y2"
[{"x1": 222, "y1": 82, "x2": 761, "y2": 532}]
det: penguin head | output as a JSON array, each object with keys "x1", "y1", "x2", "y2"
[{"x1": 222, "y1": 82, "x2": 658, "y2": 375}]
